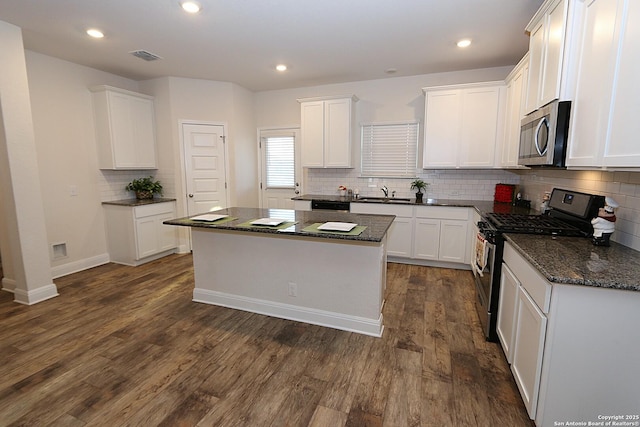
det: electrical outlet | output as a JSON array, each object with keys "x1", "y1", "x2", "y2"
[{"x1": 288, "y1": 282, "x2": 297, "y2": 297}]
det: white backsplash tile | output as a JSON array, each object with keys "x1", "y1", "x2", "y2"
[{"x1": 518, "y1": 170, "x2": 640, "y2": 252}]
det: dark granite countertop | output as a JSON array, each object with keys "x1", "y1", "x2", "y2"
[
  {"x1": 164, "y1": 207, "x2": 394, "y2": 243},
  {"x1": 293, "y1": 194, "x2": 535, "y2": 215},
  {"x1": 505, "y1": 234, "x2": 640, "y2": 292},
  {"x1": 102, "y1": 198, "x2": 177, "y2": 207}
]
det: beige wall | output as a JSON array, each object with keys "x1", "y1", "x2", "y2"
[{"x1": 0, "y1": 21, "x2": 56, "y2": 303}]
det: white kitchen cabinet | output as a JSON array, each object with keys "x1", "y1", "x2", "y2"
[
  {"x1": 293, "y1": 200, "x2": 312, "y2": 211},
  {"x1": 566, "y1": 0, "x2": 640, "y2": 169},
  {"x1": 414, "y1": 206, "x2": 469, "y2": 264},
  {"x1": 350, "y1": 203, "x2": 470, "y2": 265},
  {"x1": 298, "y1": 96, "x2": 357, "y2": 168},
  {"x1": 103, "y1": 201, "x2": 177, "y2": 266},
  {"x1": 413, "y1": 218, "x2": 440, "y2": 260},
  {"x1": 511, "y1": 283, "x2": 547, "y2": 419},
  {"x1": 423, "y1": 82, "x2": 505, "y2": 169},
  {"x1": 501, "y1": 54, "x2": 529, "y2": 168},
  {"x1": 350, "y1": 203, "x2": 414, "y2": 257},
  {"x1": 501, "y1": 241, "x2": 640, "y2": 425},
  {"x1": 497, "y1": 263, "x2": 519, "y2": 364},
  {"x1": 90, "y1": 85, "x2": 157, "y2": 170},
  {"x1": 524, "y1": 0, "x2": 570, "y2": 113}
]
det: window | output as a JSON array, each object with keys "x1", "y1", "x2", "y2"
[
  {"x1": 263, "y1": 134, "x2": 295, "y2": 188},
  {"x1": 361, "y1": 122, "x2": 419, "y2": 177}
]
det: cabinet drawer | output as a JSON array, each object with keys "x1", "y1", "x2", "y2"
[
  {"x1": 415, "y1": 206, "x2": 469, "y2": 220},
  {"x1": 350, "y1": 203, "x2": 414, "y2": 217},
  {"x1": 503, "y1": 242, "x2": 552, "y2": 313},
  {"x1": 134, "y1": 202, "x2": 175, "y2": 218}
]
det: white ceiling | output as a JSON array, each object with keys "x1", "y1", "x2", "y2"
[{"x1": 0, "y1": 0, "x2": 544, "y2": 92}]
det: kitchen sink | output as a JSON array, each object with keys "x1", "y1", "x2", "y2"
[{"x1": 356, "y1": 197, "x2": 412, "y2": 203}]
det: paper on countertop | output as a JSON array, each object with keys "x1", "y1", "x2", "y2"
[
  {"x1": 191, "y1": 214, "x2": 229, "y2": 222},
  {"x1": 317, "y1": 222, "x2": 358, "y2": 232},
  {"x1": 250, "y1": 218, "x2": 288, "y2": 226}
]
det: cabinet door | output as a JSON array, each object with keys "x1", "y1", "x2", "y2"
[
  {"x1": 129, "y1": 96, "x2": 157, "y2": 168},
  {"x1": 324, "y1": 98, "x2": 352, "y2": 167},
  {"x1": 438, "y1": 220, "x2": 468, "y2": 263},
  {"x1": 300, "y1": 101, "x2": 325, "y2": 167},
  {"x1": 605, "y1": 0, "x2": 640, "y2": 167},
  {"x1": 108, "y1": 92, "x2": 138, "y2": 168},
  {"x1": 540, "y1": 0, "x2": 568, "y2": 106},
  {"x1": 459, "y1": 87, "x2": 501, "y2": 168},
  {"x1": 502, "y1": 61, "x2": 527, "y2": 167},
  {"x1": 526, "y1": 20, "x2": 545, "y2": 114},
  {"x1": 387, "y1": 217, "x2": 413, "y2": 258},
  {"x1": 293, "y1": 200, "x2": 311, "y2": 211},
  {"x1": 157, "y1": 213, "x2": 178, "y2": 253},
  {"x1": 413, "y1": 218, "x2": 440, "y2": 260},
  {"x1": 423, "y1": 90, "x2": 461, "y2": 168},
  {"x1": 135, "y1": 217, "x2": 159, "y2": 260},
  {"x1": 497, "y1": 264, "x2": 520, "y2": 363},
  {"x1": 511, "y1": 286, "x2": 548, "y2": 419}
]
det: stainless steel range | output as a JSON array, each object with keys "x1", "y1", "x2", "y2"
[{"x1": 473, "y1": 188, "x2": 605, "y2": 341}]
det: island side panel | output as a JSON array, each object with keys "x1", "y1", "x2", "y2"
[{"x1": 190, "y1": 228, "x2": 386, "y2": 337}]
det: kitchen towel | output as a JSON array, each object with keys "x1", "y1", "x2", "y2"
[{"x1": 474, "y1": 233, "x2": 488, "y2": 277}]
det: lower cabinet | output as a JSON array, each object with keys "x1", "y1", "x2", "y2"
[
  {"x1": 293, "y1": 200, "x2": 312, "y2": 211},
  {"x1": 103, "y1": 201, "x2": 177, "y2": 266},
  {"x1": 350, "y1": 203, "x2": 470, "y2": 265},
  {"x1": 499, "y1": 241, "x2": 640, "y2": 425}
]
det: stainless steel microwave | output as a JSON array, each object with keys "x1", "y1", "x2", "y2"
[{"x1": 518, "y1": 100, "x2": 571, "y2": 167}]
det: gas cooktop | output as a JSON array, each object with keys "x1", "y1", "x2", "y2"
[{"x1": 485, "y1": 212, "x2": 585, "y2": 236}]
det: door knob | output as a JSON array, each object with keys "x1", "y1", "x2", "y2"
[{"x1": 188, "y1": 194, "x2": 194, "y2": 198}]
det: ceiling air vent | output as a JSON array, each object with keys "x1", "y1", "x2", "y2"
[{"x1": 129, "y1": 50, "x2": 163, "y2": 61}]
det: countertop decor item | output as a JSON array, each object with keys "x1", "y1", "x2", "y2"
[
  {"x1": 410, "y1": 179, "x2": 428, "y2": 203},
  {"x1": 126, "y1": 176, "x2": 163, "y2": 200}
]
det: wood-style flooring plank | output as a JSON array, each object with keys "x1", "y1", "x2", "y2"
[{"x1": 0, "y1": 255, "x2": 533, "y2": 426}]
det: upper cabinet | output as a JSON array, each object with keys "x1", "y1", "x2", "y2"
[
  {"x1": 501, "y1": 54, "x2": 530, "y2": 168},
  {"x1": 423, "y1": 82, "x2": 505, "y2": 169},
  {"x1": 298, "y1": 95, "x2": 357, "y2": 168},
  {"x1": 566, "y1": 0, "x2": 640, "y2": 169},
  {"x1": 524, "y1": 0, "x2": 570, "y2": 114},
  {"x1": 90, "y1": 85, "x2": 157, "y2": 170}
]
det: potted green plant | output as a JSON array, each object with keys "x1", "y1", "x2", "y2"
[
  {"x1": 410, "y1": 179, "x2": 429, "y2": 203},
  {"x1": 126, "y1": 176, "x2": 163, "y2": 200}
]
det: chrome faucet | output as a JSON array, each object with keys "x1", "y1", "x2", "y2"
[{"x1": 381, "y1": 186, "x2": 389, "y2": 197}]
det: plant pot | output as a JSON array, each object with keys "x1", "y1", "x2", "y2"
[
  {"x1": 415, "y1": 192, "x2": 423, "y2": 203},
  {"x1": 135, "y1": 191, "x2": 154, "y2": 200}
]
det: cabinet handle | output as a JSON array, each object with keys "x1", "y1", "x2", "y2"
[{"x1": 188, "y1": 194, "x2": 194, "y2": 198}]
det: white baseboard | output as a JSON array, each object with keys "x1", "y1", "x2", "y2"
[
  {"x1": 51, "y1": 253, "x2": 110, "y2": 279},
  {"x1": 1, "y1": 277, "x2": 16, "y2": 293},
  {"x1": 193, "y1": 288, "x2": 384, "y2": 337},
  {"x1": 13, "y1": 283, "x2": 59, "y2": 305}
]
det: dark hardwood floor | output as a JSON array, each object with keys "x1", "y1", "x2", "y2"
[{"x1": 0, "y1": 254, "x2": 533, "y2": 426}]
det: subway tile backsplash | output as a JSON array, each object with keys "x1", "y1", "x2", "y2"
[
  {"x1": 517, "y1": 170, "x2": 640, "y2": 251},
  {"x1": 305, "y1": 169, "x2": 520, "y2": 200},
  {"x1": 305, "y1": 168, "x2": 640, "y2": 252},
  {"x1": 98, "y1": 170, "x2": 175, "y2": 202}
]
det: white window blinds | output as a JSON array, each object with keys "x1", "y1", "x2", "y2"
[
  {"x1": 361, "y1": 122, "x2": 419, "y2": 177},
  {"x1": 264, "y1": 135, "x2": 295, "y2": 188}
]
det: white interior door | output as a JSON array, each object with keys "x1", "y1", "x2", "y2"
[
  {"x1": 259, "y1": 128, "x2": 301, "y2": 209},
  {"x1": 182, "y1": 123, "x2": 228, "y2": 216}
]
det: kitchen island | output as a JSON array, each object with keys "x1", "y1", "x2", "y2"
[{"x1": 164, "y1": 207, "x2": 395, "y2": 337}]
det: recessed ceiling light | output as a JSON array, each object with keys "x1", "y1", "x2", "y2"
[
  {"x1": 457, "y1": 39, "x2": 472, "y2": 48},
  {"x1": 86, "y1": 28, "x2": 104, "y2": 39},
  {"x1": 276, "y1": 64, "x2": 288, "y2": 72},
  {"x1": 181, "y1": 1, "x2": 201, "y2": 14}
]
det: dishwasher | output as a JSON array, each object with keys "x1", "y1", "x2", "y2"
[{"x1": 311, "y1": 200, "x2": 350, "y2": 212}]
